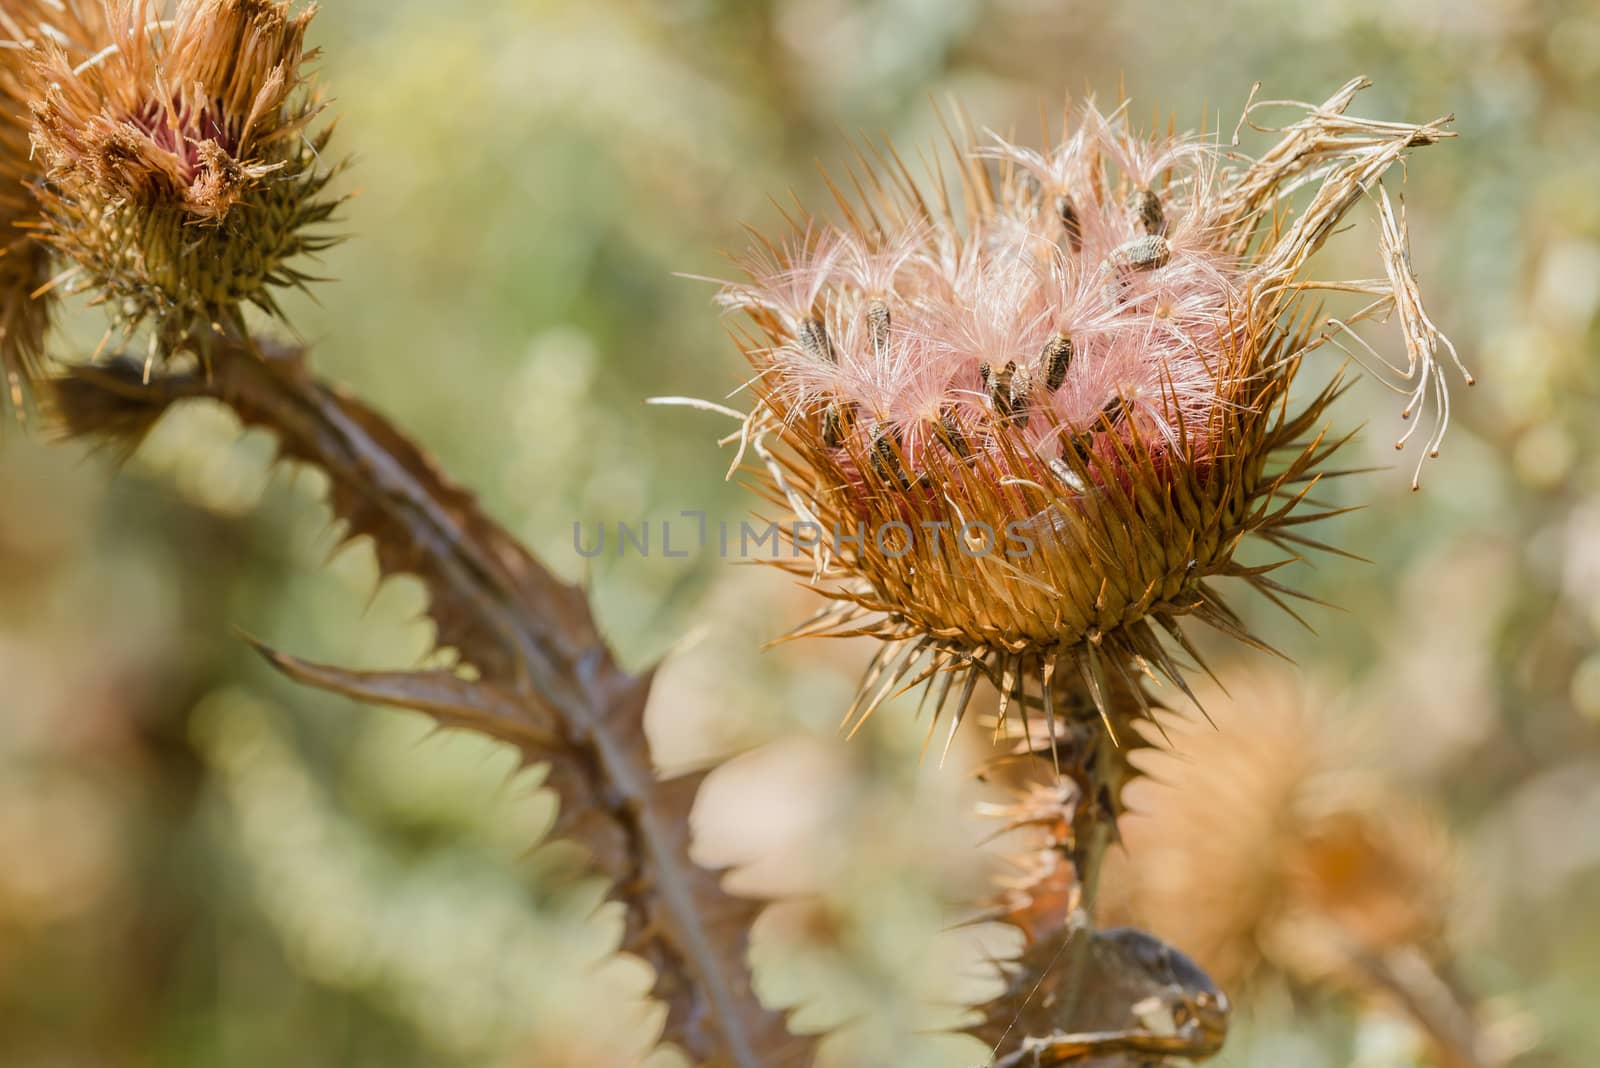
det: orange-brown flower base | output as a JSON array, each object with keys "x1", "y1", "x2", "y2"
[{"x1": 759, "y1": 310, "x2": 1352, "y2": 755}]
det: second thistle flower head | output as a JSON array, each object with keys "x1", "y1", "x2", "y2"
[
  {"x1": 1, "y1": 0, "x2": 113, "y2": 415},
  {"x1": 25, "y1": 0, "x2": 339, "y2": 344},
  {"x1": 717, "y1": 82, "x2": 1463, "y2": 742},
  {"x1": 1, "y1": 24, "x2": 50, "y2": 415}
]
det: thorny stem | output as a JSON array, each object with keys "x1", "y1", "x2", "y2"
[
  {"x1": 1056, "y1": 726, "x2": 1122, "y2": 1031},
  {"x1": 987, "y1": 663, "x2": 1509, "y2": 1068},
  {"x1": 972, "y1": 653, "x2": 1159, "y2": 1064},
  {"x1": 47, "y1": 341, "x2": 818, "y2": 1068}
]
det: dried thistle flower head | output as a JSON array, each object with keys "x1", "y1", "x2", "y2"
[
  {"x1": 25, "y1": 0, "x2": 340, "y2": 348},
  {"x1": 0, "y1": 2, "x2": 110, "y2": 416},
  {"x1": 1, "y1": 42, "x2": 49, "y2": 416},
  {"x1": 714, "y1": 81, "x2": 1463, "y2": 745}
]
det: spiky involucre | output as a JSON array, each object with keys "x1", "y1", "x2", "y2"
[
  {"x1": 716, "y1": 81, "x2": 1463, "y2": 748},
  {"x1": 25, "y1": 0, "x2": 340, "y2": 346}
]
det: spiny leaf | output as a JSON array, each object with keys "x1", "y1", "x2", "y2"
[
  {"x1": 245, "y1": 640, "x2": 565, "y2": 754},
  {"x1": 46, "y1": 346, "x2": 818, "y2": 1068}
]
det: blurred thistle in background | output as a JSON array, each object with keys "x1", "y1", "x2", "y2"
[
  {"x1": 0, "y1": 1, "x2": 1598, "y2": 1068},
  {"x1": 1104, "y1": 669, "x2": 1534, "y2": 1068}
]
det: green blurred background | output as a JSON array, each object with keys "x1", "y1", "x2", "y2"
[{"x1": 2, "y1": 0, "x2": 1598, "y2": 1065}]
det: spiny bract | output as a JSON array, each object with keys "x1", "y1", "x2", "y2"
[{"x1": 714, "y1": 81, "x2": 1465, "y2": 752}]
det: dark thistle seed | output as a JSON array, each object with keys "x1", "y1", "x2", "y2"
[
  {"x1": 870, "y1": 425, "x2": 914, "y2": 490},
  {"x1": 939, "y1": 405, "x2": 972, "y2": 459},
  {"x1": 1095, "y1": 395, "x2": 1127, "y2": 428},
  {"x1": 1054, "y1": 192, "x2": 1082, "y2": 253},
  {"x1": 797, "y1": 315, "x2": 837, "y2": 363},
  {"x1": 822, "y1": 398, "x2": 855, "y2": 448},
  {"x1": 1107, "y1": 234, "x2": 1172, "y2": 274},
  {"x1": 979, "y1": 358, "x2": 1004, "y2": 412},
  {"x1": 1040, "y1": 333, "x2": 1074, "y2": 392},
  {"x1": 1010, "y1": 363, "x2": 1034, "y2": 425},
  {"x1": 1063, "y1": 430, "x2": 1095, "y2": 464},
  {"x1": 866, "y1": 296, "x2": 891, "y2": 356},
  {"x1": 1055, "y1": 396, "x2": 1123, "y2": 471},
  {"x1": 985, "y1": 360, "x2": 1031, "y2": 427},
  {"x1": 1100, "y1": 235, "x2": 1172, "y2": 305},
  {"x1": 1129, "y1": 187, "x2": 1166, "y2": 235}
]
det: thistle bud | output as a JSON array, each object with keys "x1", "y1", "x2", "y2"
[{"x1": 25, "y1": 0, "x2": 341, "y2": 346}]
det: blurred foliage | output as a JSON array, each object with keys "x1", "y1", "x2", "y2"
[{"x1": 2, "y1": 0, "x2": 1598, "y2": 1065}]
